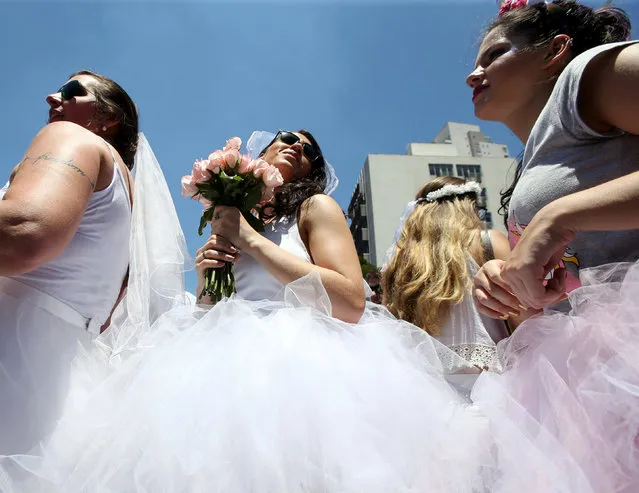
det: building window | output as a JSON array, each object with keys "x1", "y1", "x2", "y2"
[
  {"x1": 429, "y1": 164, "x2": 454, "y2": 177},
  {"x1": 456, "y1": 164, "x2": 482, "y2": 183}
]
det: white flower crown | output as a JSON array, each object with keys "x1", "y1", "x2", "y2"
[{"x1": 420, "y1": 181, "x2": 482, "y2": 203}]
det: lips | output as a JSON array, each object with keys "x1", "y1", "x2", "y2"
[
  {"x1": 472, "y1": 86, "x2": 488, "y2": 102},
  {"x1": 280, "y1": 149, "x2": 300, "y2": 165},
  {"x1": 48, "y1": 111, "x2": 63, "y2": 123}
]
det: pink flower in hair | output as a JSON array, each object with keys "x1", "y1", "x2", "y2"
[{"x1": 499, "y1": 0, "x2": 529, "y2": 16}]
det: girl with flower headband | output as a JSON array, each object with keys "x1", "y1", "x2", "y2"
[
  {"x1": 466, "y1": 0, "x2": 639, "y2": 490},
  {"x1": 382, "y1": 176, "x2": 512, "y2": 372}
]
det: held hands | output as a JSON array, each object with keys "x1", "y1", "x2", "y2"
[
  {"x1": 473, "y1": 259, "x2": 521, "y2": 319},
  {"x1": 473, "y1": 207, "x2": 574, "y2": 317}
]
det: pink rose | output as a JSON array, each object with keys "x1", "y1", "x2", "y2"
[
  {"x1": 251, "y1": 158, "x2": 271, "y2": 178},
  {"x1": 192, "y1": 160, "x2": 210, "y2": 182},
  {"x1": 224, "y1": 149, "x2": 239, "y2": 169},
  {"x1": 208, "y1": 150, "x2": 225, "y2": 166},
  {"x1": 237, "y1": 154, "x2": 255, "y2": 175},
  {"x1": 263, "y1": 167, "x2": 284, "y2": 189},
  {"x1": 206, "y1": 158, "x2": 222, "y2": 175},
  {"x1": 224, "y1": 137, "x2": 242, "y2": 152},
  {"x1": 181, "y1": 174, "x2": 198, "y2": 198},
  {"x1": 199, "y1": 197, "x2": 212, "y2": 208}
]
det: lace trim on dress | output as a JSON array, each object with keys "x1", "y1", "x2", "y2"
[{"x1": 450, "y1": 343, "x2": 502, "y2": 372}]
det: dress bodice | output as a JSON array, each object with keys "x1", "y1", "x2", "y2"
[
  {"x1": 234, "y1": 216, "x2": 311, "y2": 301},
  {"x1": 0, "y1": 154, "x2": 131, "y2": 329}
]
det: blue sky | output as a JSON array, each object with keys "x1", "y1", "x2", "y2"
[{"x1": 1, "y1": 0, "x2": 638, "y2": 291}]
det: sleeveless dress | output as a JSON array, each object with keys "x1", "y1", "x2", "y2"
[
  {"x1": 0, "y1": 147, "x2": 131, "y2": 454},
  {"x1": 438, "y1": 231, "x2": 509, "y2": 373},
  {"x1": 0, "y1": 216, "x2": 599, "y2": 493}
]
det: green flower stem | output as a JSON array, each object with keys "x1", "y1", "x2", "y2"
[{"x1": 199, "y1": 261, "x2": 237, "y2": 305}]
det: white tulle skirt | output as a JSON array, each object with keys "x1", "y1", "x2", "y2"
[
  {"x1": 0, "y1": 278, "x2": 94, "y2": 455},
  {"x1": 1, "y1": 266, "x2": 637, "y2": 492}
]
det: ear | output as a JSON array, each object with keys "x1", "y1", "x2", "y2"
[
  {"x1": 542, "y1": 34, "x2": 573, "y2": 73},
  {"x1": 102, "y1": 119, "x2": 120, "y2": 131},
  {"x1": 96, "y1": 117, "x2": 120, "y2": 137}
]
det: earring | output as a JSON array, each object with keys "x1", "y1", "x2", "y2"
[{"x1": 101, "y1": 125, "x2": 107, "y2": 131}]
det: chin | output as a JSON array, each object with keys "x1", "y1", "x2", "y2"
[
  {"x1": 273, "y1": 163, "x2": 293, "y2": 183},
  {"x1": 473, "y1": 104, "x2": 500, "y2": 122}
]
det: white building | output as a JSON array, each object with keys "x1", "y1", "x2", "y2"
[{"x1": 348, "y1": 122, "x2": 516, "y2": 266}]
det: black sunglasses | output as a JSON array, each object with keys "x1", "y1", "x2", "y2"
[
  {"x1": 58, "y1": 80, "x2": 87, "y2": 101},
  {"x1": 268, "y1": 131, "x2": 322, "y2": 163}
]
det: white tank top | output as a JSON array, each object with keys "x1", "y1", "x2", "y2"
[
  {"x1": 0, "y1": 146, "x2": 131, "y2": 329},
  {"x1": 234, "y1": 216, "x2": 311, "y2": 301}
]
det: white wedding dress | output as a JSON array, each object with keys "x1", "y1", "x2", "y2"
[
  {"x1": 2, "y1": 133, "x2": 635, "y2": 492},
  {"x1": 0, "y1": 145, "x2": 131, "y2": 455},
  {"x1": 0, "y1": 211, "x2": 604, "y2": 493},
  {"x1": 0, "y1": 133, "x2": 189, "y2": 458}
]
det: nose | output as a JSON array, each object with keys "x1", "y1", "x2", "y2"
[
  {"x1": 466, "y1": 67, "x2": 484, "y2": 88},
  {"x1": 286, "y1": 139, "x2": 304, "y2": 156},
  {"x1": 46, "y1": 91, "x2": 61, "y2": 109}
]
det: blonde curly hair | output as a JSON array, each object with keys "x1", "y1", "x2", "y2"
[{"x1": 382, "y1": 176, "x2": 485, "y2": 336}]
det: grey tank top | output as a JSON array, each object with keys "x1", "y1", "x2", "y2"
[{"x1": 508, "y1": 40, "x2": 639, "y2": 306}]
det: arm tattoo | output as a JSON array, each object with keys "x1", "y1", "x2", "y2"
[{"x1": 20, "y1": 152, "x2": 96, "y2": 189}]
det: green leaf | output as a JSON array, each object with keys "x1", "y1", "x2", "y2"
[
  {"x1": 243, "y1": 210, "x2": 265, "y2": 232},
  {"x1": 198, "y1": 206, "x2": 215, "y2": 236},
  {"x1": 243, "y1": 185, "x2": 263, "y2": 210}
]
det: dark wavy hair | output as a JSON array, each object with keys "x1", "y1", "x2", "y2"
[
  {"x1": 70, "y1": 70, "x2": 139, "y2": 170},
  {"x1": 487, "y1": 0, "x2": 631, "y2": 227},
  {"x1": 260, "y1": 129, "x2": 327, "y2": 220}
]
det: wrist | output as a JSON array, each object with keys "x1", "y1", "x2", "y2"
[
  {"x1": 239, "y1": 231, "x2": 264, "y2": 255},
  {"x1": 538, "y1": 198, "x2": 578, "y2": 240}
]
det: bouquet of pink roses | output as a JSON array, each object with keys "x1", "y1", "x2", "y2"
[{"x1": 182, "y1": 137, "x2": 283, "y2": 303}]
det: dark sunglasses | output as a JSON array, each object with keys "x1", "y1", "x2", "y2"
[
  {"x1": 58, "y1": 80, "x2": 87, "y2": 101},
  {"x1": 269, "y1": 130, "x2": 322, "y2": 163}
]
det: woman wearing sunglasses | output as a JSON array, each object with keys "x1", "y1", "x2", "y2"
[
  {"x1": 0, "y1": 70, "x2": 137, "y2": 454},
  {"x1": 195, "y1": 129, "x2": 366, "y2": 323}
]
